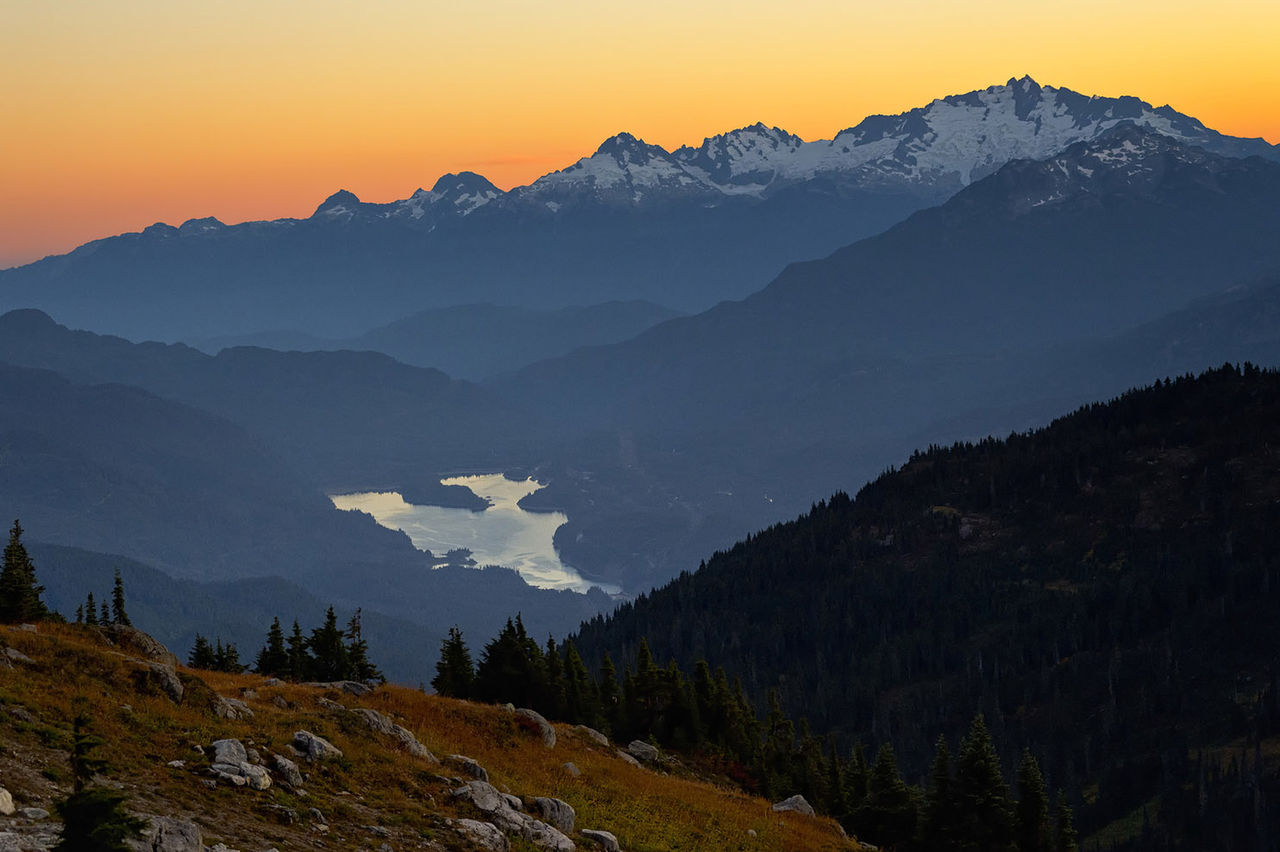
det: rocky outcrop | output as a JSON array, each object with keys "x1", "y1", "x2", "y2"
[
  {"x1": 303, "y1": 680, "x2": 371, "y2": 695},
  {"x1": 530, "y1": 797, "x2": 575, "y2": 834},
  {"x1": 456, "y1": 819, "x2": 510, "y2": 851},
  {"x1": 99, "y1": 624, "x2": 181, "y2": 667},
  {"x1": 271, "y1": 753, "x2": 304, "y2": 788},
  {"x1": 210, "y1": 739, "x2": 247, "y2": 765},
  {"x1": 625, "y1": 741, "x2": 659, "y2": 764},
  {"x1": 132, "y1": 816, "x2": 203, "y2": 851},
  {"x1": 453, "y1": 781, "x2": 575, "y2": 851},
  {"x1": 771, "y1": 794, "x2": 815, "y2": 816},
  {"x1": 211, "y1": 696, "x2": 254, "y2": 721},
  {"x1": 349, "y1": 708, "x2": 438, "y2": 762},
  {"x1": 615, "y1": 749, "x2": 641, "y2": 768},
  {"x1": 573, "y1": 726, "x2": 610, "y2": 747},
  {"x1": 580, "y1": 829, "x2": 622, "y2": 852},
  {"x1": 3, "y1": 647, "x2": 33, "y2": 666},
  {"x1": 292, "y1": 730, "x2": 342, "y2": 762},
  {"x1": 447, "y1": 754, "x2": 489, "y2": 782},
  {"x1": 131, "y1": 661, "x2": 184, "y2": 703},
  {"x1": 514, "y1": 708, "x2": 556, "y2": 748}
]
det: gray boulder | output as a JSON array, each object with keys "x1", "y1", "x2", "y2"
[
  {"x1": 210, "y1": 739, "x2": 247, "y2": 766},
  {"x1": 304, "y1": 680, "x2": 371, "y2": 695},
  {"x1": 771, "y1": 794, "x2": 815, "y2": 816},
  {"x1": 446, "y1": 754, "x2": 489, "y2": 782},
  {"x1": 573, "y1": 726, "x2": 610, "y2": 747},
  {"x1": 3, "y1": 647, "x2": 33, "y2": 665},
  {"x1": 100, "y1": 624, "x2": 181, "y2": 667},
  {"x1": 625, "y1": 741, "x2": 659, "y2": 764},
  {"x1": 453, "y1": 781, "x2": 525, "y2": 833},
  {"x1": 350, "y1": 708, "x2": 438, "y2": 762},
  {"x1": 455, "y1": 819, "x2": 509, "y2": 851},
  {"x1": 531, "y1": 797, "x2": 575, "y2": 834},
  {"x1": 0, "y1": 788, "x2": 12, "y2": 816},
  {"x1": 562, "y1": 762, "x2": 581, "y2": 778},
  {"x1": 132, "y1": 816, "x2": 202, "y2": 851},
  {"x1": 292, "y1": 731, "x2": 342, "y2": 762},
  {"x1": 18, "y1": 808, "x2": 49, "y2": 820},
  {"x1": 580, "y1": 829, "x2": 621, "y2": 852},
  {"x1": 133, "y1": 662, "x2": 183, "y2": 703},
  {"x1": 514, "y1": 708, "x2": 556, "y2": 748},
  {"x1": 271, "y1": 753, "x2": 304, "y2": 788},
  {"x1": 522, "y1": 819, "x2": 575, "y2": 852},
  {"x1": 615, "y1": 749, "x2": 641, "y2": 768}
]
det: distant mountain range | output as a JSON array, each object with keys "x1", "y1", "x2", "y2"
[{"x1": 3, "y1": 76, "x2": 1275, "y2": 342}]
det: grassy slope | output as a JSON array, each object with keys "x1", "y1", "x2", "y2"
[{"x1": 0, "y1": 623, "x2": 853, "y2": 852}]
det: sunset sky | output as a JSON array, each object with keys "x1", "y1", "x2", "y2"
[{"x1": 3, "y1": 0, "x2": 1278, "y2": 268}]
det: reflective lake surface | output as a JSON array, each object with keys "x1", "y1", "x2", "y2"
[{"x1": 331, "y1": 474, "x2": 615, "y2": 593}]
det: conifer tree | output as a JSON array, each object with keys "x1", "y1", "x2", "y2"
[
  {"x1": 214, "y1": 638, "x2": 243, "y2": 673},
  {"x1": 0, "y1": 520, "x2": 49, "y2": 623},
  {"x1": 187, "y1": 635, "x2": 215, "y2": 669},
  {"x1": 99, "y1": 601, "x2": 110, "y2": 624},
  {"x1": 1052, "y1": 791, "x2": 1078, "y2": 852},
  {"x1": 287, "y1": 619, "x2": 308, "y2": 681},
  {"x1": 598, "y1": 652, "x2": 620, "y2": 733},
  {"x1": 561, "y1": 641, "x2": 597, "y2": 726},
  {"x1": 432, "y1": 626, "x2": 476, "y2": 698},
  {"x1": 922, "y1": 735, "x2": 961, "y2": 851},
  {"x1": 54, "y1": 714, "x2": 145, "y2": 851},
  {"x1": 542, "y1": 636, "x2": 566, "y2": 719},
  {"x1": 84, "y1": 593, "x2": 99, "y2": 626},
  {"x1": 254, "y1": 617, "x2": 290, "y2": 677},
  {"x1": 307, "y1": 606, "x2": 349, "y2": 681},
  {"x1": 955, "y1": 715, "x2": 1015, "y2": 852},
  {"x1": 1015, "y1": 749, "x2": 1051, "y2": 852},
  {"x1": 345, "y1": 609, "x2": 384, "y2": 684},
  {"x1": 853, "y1": 743, "x2": 918, "y2": 850},
  {"x1": 75, "y1": 604, "x2": 84, "y2": 624},
  {"x1": 109, "y1": 570, "x2": 130, "y2": 626}
]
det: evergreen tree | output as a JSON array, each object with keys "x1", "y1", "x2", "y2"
[
  {"x1": 254, "y1": 617, "x2": 290, "y2": 677},
  {"x1": 54, "y1": 714, "x2": 145, "y2": 851},
  {"x1": 187, "y1": 634, "x2": 215, "y2": 670},
  {"x1": 922, "y1": 735, "x2": 961, "y2": 851},
  {"x1": 345, "y1": 609, "x2": 384, "y2": 684},
  {"x1": 853, "y1": 743, "x2": 918, "y2": 850},
  {"x1": 109, "y1": 570, "x2": 130, "y2": 626},
  {"x1": 562, "y1": 640, "x2": 597, "y2": 726},
  {"x1": 0, "y1": 520, "x2": 49, "y2": 623},
  {"x1": 542, "y1": 636, "x2": 566, "y2": 719},
  {"x1": 473, "y1": 616, "x2": 546, "y2": 707},
  {"x1": 213, "y1": 638, "x2": 243, "y2": 673},
  {"x1": 307, "y1": 606, "x2": 349, "y2": 681},
  {"x1": 287, "y1": 619, "x2": 308, "y2": 681},
  {"x1": 99, "y1": 601, "x2": 110, "y2": 624},
  {"x1": 75, "y1": 604, "x2": 84, "y2": 624},
  {"x1": 1015, "y1": 750, "x2": 1051, "y2": 852},
  {"x1": 954, "y1": 715, "x2": 1015, "y2": 852},
  {"x1": 1052, "y1": 791, "x2": 1078, "y2": 852},
  {"x1": 432, "y1": 626, "x2": 475, "y2": 698},
  {"x1": 84, "y1": 593, "x2": 99, "y2": 626},
  {"x1": 598, "y1": 652, "x2": 620, "y2": 733}
]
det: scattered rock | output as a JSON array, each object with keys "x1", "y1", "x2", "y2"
[
  {"x1": 771, "y1": 794, "x2": 815, "y2": 816},
  {"x1": 531, "y1": 797, "x2": 574, "y2": 834},
  {"x1": 446, "y1": 755, "x2": 489, "y2": 782},
  {"x1": 625, "y1": 741, "x2": 659, "y2": 764},
  {"x1": 573, "y1": 726, "x2": 610, "y2": 747},
  {"x1": 211, "y1": 695, "x2": 254, "y2": 721},
  {"x1": 0, "y1": 788, "x2": 12, "y2": 816},
  {"x1": 18, "y1": 624, "x2": 36, "y2": 632},
  {"x1": 3, "y1": 647, "x2": 33, "y2": 665},
  {"x1": 307, "y1": 807, "x2": 327, "y2": 825},
  {"x1": 522, "y1": 819, "x2": 575, "y2": 851},
  {"x1": 99, "y1": 623, "x2": 180, "y2": 667},
  {"x1": 135, "y1": 815, "x2": 203, "y2": 851},
  {"x1": 19, "y1": 807, "x2": 49, "y2": 820},
  {"x1": 304, "y1": 680, "x2": 371, "y2": 696},
  {"x1": 211, "y1": 739, "x2": 248, "y2": 766},
  {"x1": 349, "y1": 708, "x2": 438, "y2": 762},
  {"x1": 272, "y1": 753, "x2": 304, "y2": 788},
  {"x1": 615, "y1": 749, "x2": 641, "y2": 768},
  {"x1": 262, "y1": 677, "x2": 283, "y2": 687},
  {"x1": 239, "y1": 687, "x2": 258, "y2": 700},
  {"x1": 456, "y1": 819, "x2": 509, "y2": 851},
  {"x1": 166, "y1": 760, "x2": 186, "y2": 769},
  {"x1": 747, "y1": 828, "x2": 757, "y2": 838},
  {"x1": 7, "y1": 706, "x2": 36, "y2": 724},
  {"x1": 316, "y1": 697, "x2": 346, "y2": 712},
  {"x1": 562, "y1": 762, "x2": 581, "y2": 778},
  {"x1": 271, "y1": 694, "x2": 290, "y2": 710},
  {"x1": 132, "y1": 661, "x2": 184, "y2": 703},
  {"x1": 293, "y1": 731, "x2": 342, "y2": 762},
  {"x1": 502, "y1": 793, "x2": 523, "y2": 812},
  {"x1": 581, "y1": 829, "x2": 621, "y2": 852},
  {"x1": 513, "y1": 708, "x2": 556, "y2": 748}
]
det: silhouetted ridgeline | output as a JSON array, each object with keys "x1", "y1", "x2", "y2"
[{"x1": 573, "y1": 364, "x2": 1280, "y2": 848}]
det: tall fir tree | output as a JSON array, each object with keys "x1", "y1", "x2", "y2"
[
  {"x1": 54, "y1": 714, "x2": 145, "y2": 851},
  {"x1": 254, "y1": 617, "x2": 290, "y2": 677},
  {"x1": 432, "y1": 626, "x2": 476, "y2": 698},
  {"x1": 0, "y1": 520, "x2": 49, "y2": 623},
  {"x1": 1052, "y1": 791, "x2": 1078, "y2": 852},
  {"x1": 954, "y1": 715, "x2": 1015, "y2": 852},
  {"x1": 287, "y1": 619, "x2": 308, "y2": 681},
  {"x1": 922, "y1": 735, "x2": 962, "y2": 852},
  {"x1": 853, "y1": 743, "x2": 918, "y2": 850},
  {"x1": 307, "y1": 606, "x2": 350, "y2": 682},
  {"x1": 187, "y1": 635, "x2": 215, "y2": 669},
  {"x1": 345, "y1": 609, "x2": 384, "y2": 684},
  {"x1": 109, "y1": 570, "x2": 130, "y2": 626},
  {"x1": 1015, "y1": 749, "x2": 1051, "y2": 852}
]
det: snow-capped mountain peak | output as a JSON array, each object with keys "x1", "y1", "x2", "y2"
[{"x1": 674, "y1": 123, "x2": 806, "y2": 192}]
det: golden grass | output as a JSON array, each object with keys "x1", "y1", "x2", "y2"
[{"x1": 0, "y1": 623, "x2": 855, "y2": 851}]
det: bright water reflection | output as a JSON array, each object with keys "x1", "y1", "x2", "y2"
[{"x1": 331, "y1": 474, "x2": 615, "y2": 593}]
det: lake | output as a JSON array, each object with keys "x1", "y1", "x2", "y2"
[{"x1": 331, "y1": 474, "x2": 617, "y2": 594}]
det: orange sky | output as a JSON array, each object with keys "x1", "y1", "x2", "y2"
[{"x1": 2, "y1": 0, "x2": 1278, "y2": 268}]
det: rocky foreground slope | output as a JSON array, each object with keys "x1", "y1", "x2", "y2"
[{"x1": 0, "y1": 622, "x2": 851, "y2": 851}]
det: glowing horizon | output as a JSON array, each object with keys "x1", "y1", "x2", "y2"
[{"x1": 3, "y1": 0, "x2": 1278, "y2": 268}]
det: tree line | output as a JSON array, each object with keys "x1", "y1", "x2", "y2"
[{"x1": 432, "y1": 616, "x2": 1077, "y2": 850}]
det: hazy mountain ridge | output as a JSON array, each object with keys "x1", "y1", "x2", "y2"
[{"x1": 4, "y1": 77, "x2": 1275, "y2": 341}]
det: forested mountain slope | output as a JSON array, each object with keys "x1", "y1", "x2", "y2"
[{"x1": 573, "y1": 365, "x2": 1280, "y2": 844}]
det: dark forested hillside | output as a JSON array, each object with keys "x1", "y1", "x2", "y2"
[{"x1": 573, "y1": 365, "x2": 1280, "y2": 846}]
